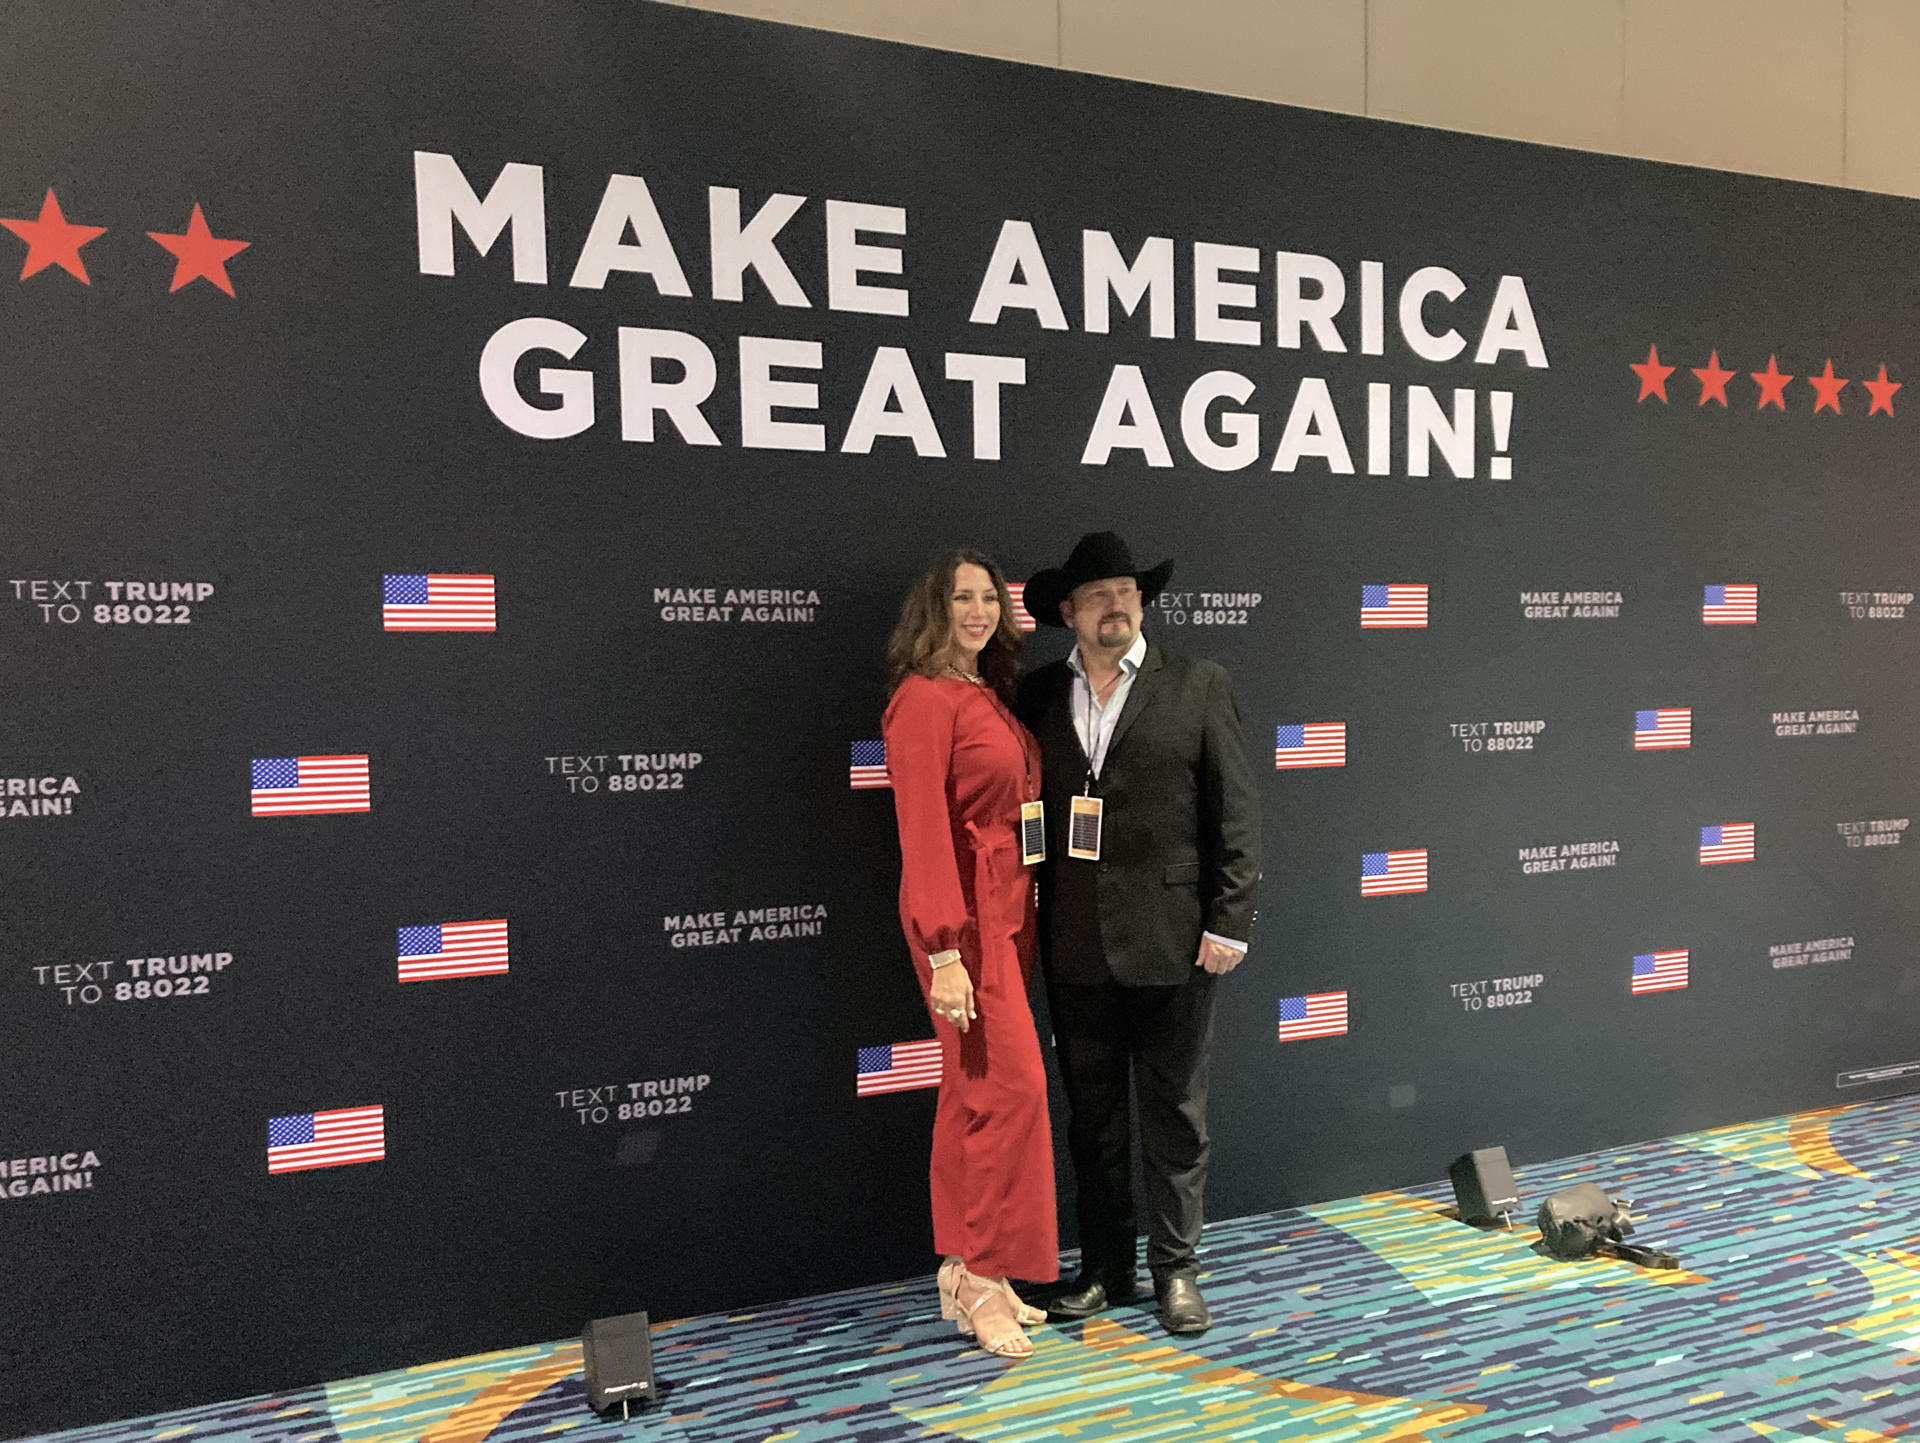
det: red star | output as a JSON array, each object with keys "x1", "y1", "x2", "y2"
[
  {"x1": 1806, "y1": 359, "x2": 1848, "y2": 414},
  {"x1": 1631, "y1": 344, "x2": 1675, "y2": 403},
  {"x1": 147, "y1": 204, "x2": 249, "y2": 295},
  {"x1": 1750, "y1": 355, "x2": 1794, "y2": 411},
  {"x1": 1692, "y1": 351, "x2": 1735, "y2": 407},
  {"x1": 1, "y1": 188, "x2": 107, "y2": 283},
  {"x1": 1863, "y1": 364, "x2": 1901, "y2": 418}
]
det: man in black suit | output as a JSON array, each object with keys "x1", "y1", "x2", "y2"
[{"x1": 1017, "y1": 531, "x2": 1261, "y2": 1335}]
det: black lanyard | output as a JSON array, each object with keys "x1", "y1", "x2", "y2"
[
  {"x1": 1078, "y1": 666, "x2": 1123, "y2": 796},
  {"x1": 973, "y1": 686, "x2": 1040, "y2": 803}
]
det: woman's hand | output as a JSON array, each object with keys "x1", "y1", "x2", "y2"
[{"x1": 930, "y1": 964, "x2": 977, "y2": 1032}]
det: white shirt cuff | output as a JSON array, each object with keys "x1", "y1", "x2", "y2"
[{"x1": 1202, "y1": 931, "x2": 1247, "y2": 953}]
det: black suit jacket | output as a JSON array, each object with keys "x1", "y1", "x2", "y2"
[{"x1": 1017, "y1": 640, "x2": 1261, "y2": 988}]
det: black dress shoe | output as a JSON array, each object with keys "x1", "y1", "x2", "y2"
[
  {"x1": 1156, "y1": 1275, "x2": 1212, "y2": 1334},
  {"x1": 1046, "y1": 1273, "x2": 1141, "y2": 1320}
]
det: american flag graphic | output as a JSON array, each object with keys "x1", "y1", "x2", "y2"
[
  {"x1": 1275, "y1": 722, "x2": 1346, "y2": 769},
  {"x1": 856, "y1": 1040, "x2": 943, "y2": 1096},
  {"x1": 1634, "y1": 708, "x2": 1692, "y2": 750},
  {"x1": 1277, "y1": 991, "x2": 1349, "y2": 1041},
  {"x1": 1361, "y1": 584, "x2": 1428, "y2": 628},
  {"x1": 1631, "y1": 950, "x2": 1689, "y2": 994},
  {"x1": 250, "y1": 755, "x2": 371, "y2": 816},
  {"x1": 266, "y1": 1105, "x2": 385, "y2": 1174},
  {"x1": 397, "y1": 920, "x2": 510, "y2": 983},
  {"x1": 1702, "y1": 584, "x2": 1758, "y2": 625},
  {"x1": 1361, "y1": 849, "x2": 1428, "y2": 896},
  {"x1": 1700, "y1": 823, "x2": 1756, "y2": 865},
  {"x1": 850, "y1": 739, "x2": 890, "y2": 790},
  {"x1": 1005, "y1": 581, "x2": 1036, "y2": 633},
  {"x1": 383, "y1": 574, "x2": 496, "y2": 631}
]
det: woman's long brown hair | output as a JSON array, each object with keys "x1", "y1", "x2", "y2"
[{"x1": 886, "y1": 549, "x2": 1024, "y2": 702}]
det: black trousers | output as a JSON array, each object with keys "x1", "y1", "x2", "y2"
[{"x1": 1045, "y1": 969, "x2": 1217, "y2": 1284}]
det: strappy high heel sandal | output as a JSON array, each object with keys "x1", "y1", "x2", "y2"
[
  {"x1": 954, "y1": 1268, "x2": 1034, "y2": 1359},
  {"x1": 999, "y1": 1278, "x2": 1045, "y2": 1327},
  {"x1": 941, "y1": 1259, "x2": 1042, "y2": 1328},
  {"x1": 936, "y1": 1257, "x2": 964, "y2": 1320}
]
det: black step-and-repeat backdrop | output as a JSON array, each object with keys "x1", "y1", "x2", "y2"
[{"x1": 6, "y1": 1, "x2": 1920, "y2": 1431}]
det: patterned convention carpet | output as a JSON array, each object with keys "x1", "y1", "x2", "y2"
[{"x1": 24, "y1": 1095, "x2": 1920, "y2": 1443}]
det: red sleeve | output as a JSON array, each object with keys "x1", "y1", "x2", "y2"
[{"x1": 882, "y1": 679, "x2": 968, "y2": 958}]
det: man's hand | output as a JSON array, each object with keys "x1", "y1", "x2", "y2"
[{"x1": 1194, "y1": 937, "x2": 1245, "y2": 975}]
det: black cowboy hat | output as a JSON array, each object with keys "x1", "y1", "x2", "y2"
[{"x1": 1023, "y1": 531, "x2": 1174, "y2": 628}]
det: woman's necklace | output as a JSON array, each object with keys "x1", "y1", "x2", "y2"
[{"x1": 944, "y1": 662, "x2": 985, "y2": 686}]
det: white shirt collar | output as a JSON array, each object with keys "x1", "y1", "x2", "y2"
[{"x1": 1068, "y1": 630, "x2": 1147, "y2": 679}]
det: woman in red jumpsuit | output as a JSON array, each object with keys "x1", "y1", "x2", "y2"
[{"x1": 882, "y1": 549, "x2": 1058, "y2": 1359}]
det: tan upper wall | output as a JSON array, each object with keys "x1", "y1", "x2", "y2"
[{"x1": 664, "y1": 0, "x2": 1920, "y2": 198}]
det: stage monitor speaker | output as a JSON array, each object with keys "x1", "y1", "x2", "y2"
[
  {"x1": 582, "y1": 1311, "x2": 656, "y2": 1415},
  {"x1": 1449, "y1": 1146, "x2": 1520, "y2": 1225}
]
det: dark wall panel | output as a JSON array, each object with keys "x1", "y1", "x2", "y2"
[{"x1": 3, "y1": 3, "x2": 1917, "y2": 1433}]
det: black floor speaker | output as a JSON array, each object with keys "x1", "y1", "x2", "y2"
[
  {"x1": 1449, "y1": 1146, "x2": 1521, "y2": 1224},
  {"x1": 582, "y1": 1311, "x2": 657, "y2": 1414}
]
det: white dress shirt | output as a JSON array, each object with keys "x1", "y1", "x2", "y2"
[
  {"x1": 1067, "y1": 632, "x2": 1147, "y2": 779},
  {"x1": 1067, "y1": 633, "x2": 1246, "y2": 954}
]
